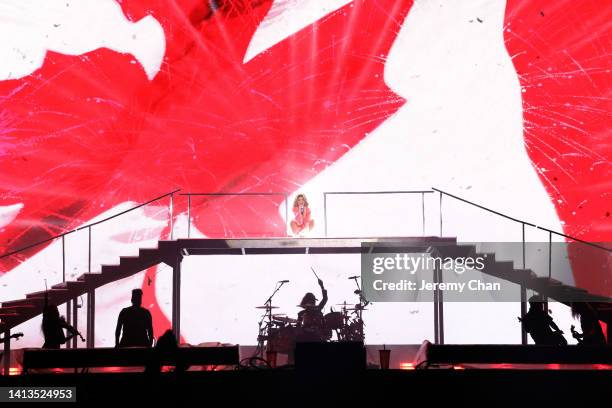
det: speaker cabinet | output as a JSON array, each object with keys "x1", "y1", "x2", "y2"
[{"x1": 295, "y1": 342, "x2": 366, "y2": 371}]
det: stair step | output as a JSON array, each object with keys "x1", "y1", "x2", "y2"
[
  {"x1": 0, "y1": 304, "x2": 36, "y2": 311},
  {"x1": 139, "y1": 248, "x2": 160, "y2": 256},
  {"x1": 119, "y1": 257, "x2": 160, "y2": 271},
  {"x1": 483, "y1": 261, "x2": 515, "y2": 278},
  {"x1": 101, "y1": 264, "x2": 122, "y2": 274},
  {"x1": 27, "y1": 289, "x2": 69, "y2": 299},
  {"x1": 125, "y1": 249, "x2": 161, "y2": 262},
  {"x1": 51, "y1": 280, "x2": 87, "y2": 290},
  {"x1": 507, "y1": 269, "x2": 536, "y2": 282},
  {"x1": 2, "y1": 297, "x2": 45, "y2": 308},
  {"x1": 66, "y1": 280, "x2": 88, "y2": 288},
  {"x1": 76, "y1": 273, "x2": 106, "y2": 283},
  {"x1": 494, "y1": 261, "x2": 515, "y2": 269},
  {"x1": 478, "y1": 252, "x2": 496, "y2": 260},
  {"x1": 531, "y1": 277, "x2": 563, "y2": 286},
  {"x1": 120, "y1": 255, "x2": 156, "y2": 264},
  {"x1": 158, "y1": 240, "x2": 175, "y2": 248},
  {"x1": 119, "y1": 256, "x2": 140, "y2": 261},
  {"x1": 436, "y1": 245, "x2": 476, "y2": 258}
]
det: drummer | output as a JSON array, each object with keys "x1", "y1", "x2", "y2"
[{"x1": 297, "y1": 279, "x2": 328, "y2": 341}]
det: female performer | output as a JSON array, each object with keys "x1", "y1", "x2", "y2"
[{"x1": 290, "y1": 194, "x2": 314, "y2": 236}]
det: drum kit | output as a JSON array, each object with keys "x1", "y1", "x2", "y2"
[{"x1": 255, "y1": 274, "x2": 370, "y2": 358}]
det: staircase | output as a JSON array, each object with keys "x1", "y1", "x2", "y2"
[
  {"x1": 437, "y1": 244, "x2": 612, "y2": 305},
  {"x1": 0, "y1": 240, "x2": 178, "y2": 332},
  {"x1": 1, "y1": 238, "x2": 611, "y2": 334}
]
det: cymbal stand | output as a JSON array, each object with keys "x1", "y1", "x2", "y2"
[
  {"x1": 256, "y1": 281, "x2": 288, "y2": 359},
  {"x1": 350, "y1": 276, "x2": 369, "y2": 341}
]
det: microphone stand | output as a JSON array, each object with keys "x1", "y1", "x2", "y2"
[
  {"x1": 258, "y1": 281, "x2": 288, "y2": 359},
  {"x1": 350, "y1": 276, "x2": 369, "y2": 341}
]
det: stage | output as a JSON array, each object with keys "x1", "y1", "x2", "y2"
[{"x1": 1, "y1": 368, "x2": 610, "y2": 405}]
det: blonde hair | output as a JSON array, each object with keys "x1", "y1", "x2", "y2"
[{"x1": 292, "y1": 194, "x2": 309, "y2": 208}]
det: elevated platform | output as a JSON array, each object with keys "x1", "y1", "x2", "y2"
[
  {"x1": 177, "y1": 236, "x2": 456, "y2": 255},
  {"x1": 416, "y1": 343, "x2": 612, "y2": 367},
  {"x1": 2, "y1": 236, "x2": 611, "y2": 377}
]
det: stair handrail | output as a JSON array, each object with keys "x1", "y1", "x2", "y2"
[
  {"x1": 432, "y1": 187, "x2": 611, "y2": 254},
  {"x1": 0, "y1": 189, "x2": 181, "y2": 260}
]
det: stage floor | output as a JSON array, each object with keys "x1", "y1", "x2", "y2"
[{"x1": 1, "y1": 368, "x2": 611, "y2": 405}]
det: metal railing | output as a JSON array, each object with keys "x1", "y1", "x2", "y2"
[
  {"x1": 323, "y1": 190, "x2": 435, "y2": 237},
  {"x1": 433, "y1": 186, "x2": 611, "y2": 343},
  {"x1": 0, "y1": 189, "x2": 181, "y2": 262},
  {"x1": 2, "y1": 186, "x2": 609, "y2": 360},
  {"x1": 180, "y1": 192, "x2": 289, "y2": 238},
  {"x1": 0, "y1": 188, "x2": 180, "y2": 356},
  {"x1": 431, "y1": 187, "x2": 612, "y2": 260},
  {"x1": 433, "y1": 186, "x2": 612, "y2": 255}
]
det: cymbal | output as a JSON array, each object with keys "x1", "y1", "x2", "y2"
[
  {"x1": 336, "y1": 303, "x2": 365, "y2": 309},
  {"x1": 255, "y1": 305, "x2": 279, "y2": 309},
  {"x1": 273, "y1": 316, "x2": 297, "y2": 323}
]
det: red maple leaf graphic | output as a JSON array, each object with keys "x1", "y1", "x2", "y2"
[
  {"x1": 0, "y1": 0, "x2": 413, "y2": 335},
  {"x1": 0, "y1": 0, "x2": 412, "y2": 254},
  {"x1": 0, "y1": 0, "x2": 609, "y2": 337},
  {"x1": 504, "y1": 0, "x2": 612, "y2": 294}
]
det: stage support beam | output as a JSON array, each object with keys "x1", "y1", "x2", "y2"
[
  {"x1": 72, "y1": 298, "x2": 78, "y2": 348},
  {"x1": 87, "y1": 290, "x2": 95, "y2": 348},
  {"x1": 66, "y1": 300, "x2": 72, "y2": 349},
  {"x1": 172, "y1": 251, "x2": 183, "y2": 340},
  {"x1": 520, "y1": 285, "x2": 528, "y2": 345},
  {"x1": 433, "y1": 265, "x2": 445, "y2": 344},
  {"x1": 2, "y1": 328, "x2": 9, "y2": 375}
]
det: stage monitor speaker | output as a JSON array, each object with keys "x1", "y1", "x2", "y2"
[{"x1": 295, "y1": 342, "x2": 366, "y2": 371}]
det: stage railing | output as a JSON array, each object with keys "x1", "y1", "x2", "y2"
[
  {"x1": 322, "y1": 190, "x2": 435, "y2": 237},
  {"x1": 180, "y1": 192, "x2": 289, "y2": 238},
  {"x1": 2, "y1": 186, "x2": 609, "y2": 373},
  {"x1": 433, "y1": 186, "x2": 612, "y2": 345},
  {"x1": 433, "y1": 186, "x2": 611, "y2": 274},
  {"x1": 0, "y1": 189, "x2": 180, "y2": 359}
]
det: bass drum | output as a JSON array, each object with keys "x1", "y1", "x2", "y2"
[
  {"x1": 267, "y1": 326, "x2": 297, "y2": 354},
  {"x1": 324, "y1": 312, "x2": 344, "y2": 331}
]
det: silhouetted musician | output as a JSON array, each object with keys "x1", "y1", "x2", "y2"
[
  {"x1": 296, "y1": 279, "x2": 328, "y2": 341},
  {"x1": 40, "y1": 283, "x2": 82, "y2": 350},
  {"x1": 115, "y1": 289, "x2": 154, "y2": 347},
  {"x1": 519, "y1": 295, "x2": 567, "y2": 346},
  {"x1": 570, "y1": 302, "x2": 606, "y2": 345}
]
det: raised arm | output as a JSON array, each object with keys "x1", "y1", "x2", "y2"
[{"x1": 318, "y1": 279, "x2": 328, "y2": 310}]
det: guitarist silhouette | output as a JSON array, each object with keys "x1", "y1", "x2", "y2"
[
  {"x1": 570, "y1": 302, "x2": 606, "y2": 345},
  {"x1": 41, "y1": 285, "x2": 83, "y2": 349},
  {"x1": 519, "y1": 295, "x2": 567, "y2": 346}
]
